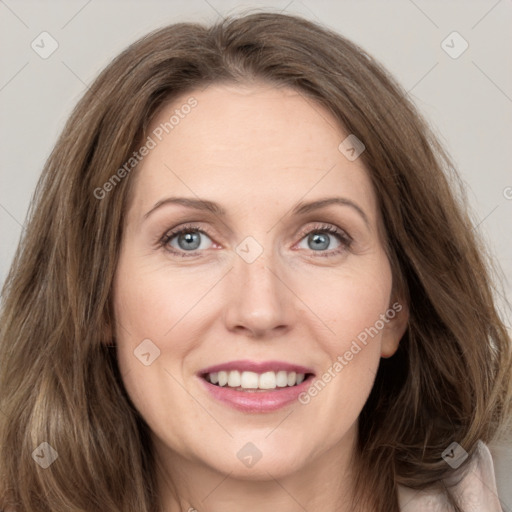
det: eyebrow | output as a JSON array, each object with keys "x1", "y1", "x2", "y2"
[{"x1": 143, "y1": 196, "x2": 370, "y2": 226}]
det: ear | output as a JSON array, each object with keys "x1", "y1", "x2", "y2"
[{"x1": 380, "y1": 298, "x2": 409, "y2": 358}]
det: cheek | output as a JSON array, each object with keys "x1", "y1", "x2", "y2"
[
  {"x1": 111, "y1": 259, "x2": 215, "y2": 448},
  {"x1": 112, "y1": 254, "x2": 216, "y2": 345},
  {"x1": 111, "y1": 251, "x2": 221, "y2": 403},
  {"x1": 299, "y1": 255, "x2": 393, "y2": 352},
  {"x1": 293, "y1": 258, "x2": 392, "y2": 433}
]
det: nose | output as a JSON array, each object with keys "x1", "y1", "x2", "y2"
[{"x1": 223, "y1": 248, "x2": 295, "y2": 339}]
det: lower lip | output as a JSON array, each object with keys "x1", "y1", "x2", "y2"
[{"x1": 198, "y1": 375, "x2": 315, "y2": 413}]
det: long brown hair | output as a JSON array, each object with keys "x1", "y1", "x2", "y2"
[{"x1": 1, "y1": 11, "x2": 511, "y2": 512}]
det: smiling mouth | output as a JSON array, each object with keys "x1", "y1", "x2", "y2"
[{"x1": 202, "y1": 370, "x2": 315, "y2": 391}]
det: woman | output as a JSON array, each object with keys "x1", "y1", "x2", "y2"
[{"x1": 0, "y1": 11, "x2": 510, "y2": 512}]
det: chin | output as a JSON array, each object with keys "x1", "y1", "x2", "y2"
[{"x1": 195, "y1": 441, "x2": 309, "y2": 480}]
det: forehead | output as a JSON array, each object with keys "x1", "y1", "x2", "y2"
[{"x1": 129, "y1": 82, "x2": 378, "y2": 223}]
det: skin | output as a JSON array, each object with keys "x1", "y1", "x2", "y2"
[{"x1": 112, "y1": 81, "x2": 409, "y2": 512}]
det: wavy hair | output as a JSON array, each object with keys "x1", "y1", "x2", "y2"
[{"x1": 1, "y1": 11, "x2": 511, "y2": 512}]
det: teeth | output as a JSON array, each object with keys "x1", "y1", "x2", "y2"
[
  {"x1": 240, "y1": 371, "x2": 259, "y2": 389},
  {"x1": 227, "y1": 370, "x2": 241, "y2": 387},
  {"x1": 206, "y1": 370, "x2": 307, "y2": 390},
  {"x1": 259, "y1": 371, "x2": 276, "y2": 389},
  {"x1": 276, "y1": 370, "x2": 288, "y2": 387},
  {"x1": 218, "y1": 371, "x2": 228, "y2": 386}
]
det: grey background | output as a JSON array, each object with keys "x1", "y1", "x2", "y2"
[{"x1": 0, "y1": 0, "x2": 511, "y2": 509}]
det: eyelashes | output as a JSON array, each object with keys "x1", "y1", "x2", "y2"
[
  {"x1": 157, "y1": 222, "x2": 353, "y2": 259},
  {"x1": 158, "y1": 223, "x2": 215, "y2": 258}
]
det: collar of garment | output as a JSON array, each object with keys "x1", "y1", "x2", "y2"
[{"x1": 397, "y1": 440, "x2": 503, "y2": 511}]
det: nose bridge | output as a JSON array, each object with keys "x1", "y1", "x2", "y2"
[
  {"x1": 239, "y1": 246, "x2": 278, "y2": 299},
  {"x1": 223, "y1": 234, "x2": 293, "y2": 335}
]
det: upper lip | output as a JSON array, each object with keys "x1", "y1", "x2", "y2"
[{"x1": 198, "y1": 359, "x2": 315, "y2": 376}]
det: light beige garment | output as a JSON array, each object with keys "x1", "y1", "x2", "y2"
[{"x1": 398, "y1": 440, "x2": 504, "y2": 511}]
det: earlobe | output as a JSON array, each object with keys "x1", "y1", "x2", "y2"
[{"x1": 380, "y1": 299, "x2": 409, "y2": 358}]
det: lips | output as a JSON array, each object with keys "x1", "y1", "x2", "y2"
[{"x1": 197, "y1": 359, "x2": 316, "y2": 413}]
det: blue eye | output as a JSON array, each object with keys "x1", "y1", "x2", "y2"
[
  {"x1": 295, "y1": 224, "x2": 352, "y2": 257},
  {"x1": 161, "y1": 225, "x2": 214, "y2": 256},
  {"x1": 298, "y1": 228, "x2": 344, "y2": 252},
  {"x1": 159, "y1": 223, "x2": 351, "y2": 258}
]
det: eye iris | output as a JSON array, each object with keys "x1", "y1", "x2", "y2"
[
  {"x1": 309, "y1": 232, "x2": 330, "y2": 251},
  {"x1": 178, "y1": 231, "x2": 201, "y2": 250},
  {"x1": 169, "y1": 228, "x2": 339, "y2": 253}
]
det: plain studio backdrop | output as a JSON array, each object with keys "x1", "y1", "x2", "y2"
[{"x1": 0, "y1": 0, "x2": 511, "y2": 509}]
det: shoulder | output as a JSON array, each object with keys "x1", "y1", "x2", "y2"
[{"x1": 397, "y1": 440, "x2": 503, "y2": 511}]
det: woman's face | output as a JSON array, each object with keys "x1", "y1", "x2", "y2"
[{"x1": 112, "y1": 82, "x2": 408, "y2": 481}]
